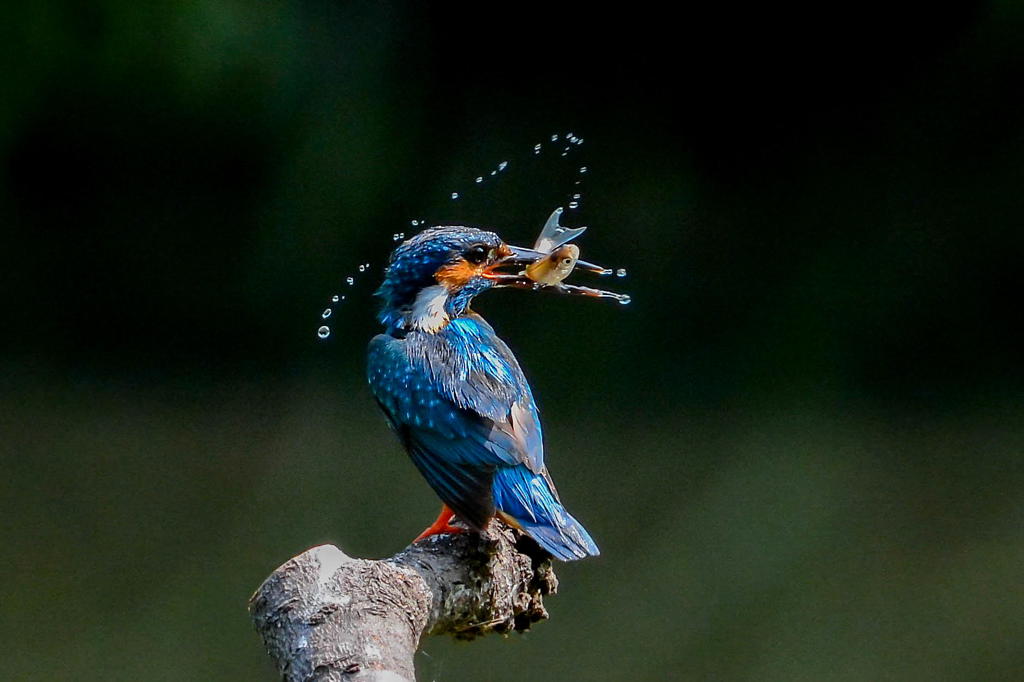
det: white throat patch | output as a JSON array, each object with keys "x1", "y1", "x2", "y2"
[{"x1": 408, "y1": 284, "x2": 450, "y2": 333}]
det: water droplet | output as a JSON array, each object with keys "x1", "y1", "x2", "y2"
[
  {"x1": 411, "y1": 219, "x2": 419, "y2": 226},
  {"x1": 346, "y1": 276, "x2": 354, "y2": 285},
  {"x1": 490, "y1": 170, "x2": 496, "y2": 176},
  {"x1": 533, "y1": 143, "x2": 542, "y2": 153},
  {"x1": 618, "y1": 295, "x2": 632, "y2": 305},
  {"x1": 331, "y1": 295, "x2": 339, "y2": 303},
  {"x1": 579, "y1": 166, "x2": 588, "y2": 174},
  {"x1": 616, "y1": 268, "x2": 627, "y2": 277},
  {"x1": 573, "y1": 193, "x2": 581, "y2": 199},
  {"x1": 475, "y1": 176, "x2": 483, "y2": 183},
  {"x1": 575, "y1": 137, "x2": 584, "y2": 145},
  {"x1": 392, "y1": 233, "x2": 401, "y2": 241},
  {"x1": 568, "y1": 201, "x2": 579, "y2": 209},
  {"x1": 550, "y1": 133, "x2": 559, "y2": 142},
  {"x1": 322, "y1": 308, "x2": 332, "y2": 319},
  {"x1": 498, "y1": 161, "x2": 508, "y2": 171},
  {"x1": 317, "y1": 325, "x2": 331, "y2": 339},
  {"x1": 341, "y1": 295, "x2": 346, "y2": 300},
  {"x1": 450, "y1": 192, "x2": 459, "y2": 200},
  {"x1": 566, "y1": 131, "x2": 574, "y2": 139},
  {"x1": 400, "y1": 232, "x2": 406, "y2": 238}
]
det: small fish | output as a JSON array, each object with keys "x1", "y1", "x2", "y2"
[
  {"x1": 524, "y1": 208, "x2": 587, "y2": 286},
  {"x1": 525, "y1": 243, "x2": 580, "y2": 285},
  {"x1": 503, "y1": 206, "x2": 628, "y2": 304}
]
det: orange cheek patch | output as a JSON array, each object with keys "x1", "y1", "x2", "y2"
[{"x1": 435, "y1": 259, "x2": 483, "y2": 289}]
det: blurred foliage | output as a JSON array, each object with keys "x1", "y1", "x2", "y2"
[{"x1": 2, "y1": 2, "x2": 1023, "y2": 680}]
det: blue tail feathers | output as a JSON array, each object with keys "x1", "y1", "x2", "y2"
[{"x1": 492, "y1": 465, "x2": 600, "y2": 561}]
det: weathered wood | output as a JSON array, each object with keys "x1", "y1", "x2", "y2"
[{"x1": 249, "y1": 523, "x2": 557, "y2": 681}]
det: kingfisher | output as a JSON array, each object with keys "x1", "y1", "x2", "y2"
[{"x1": 367, "y1": 222, "x2": 615, "y2": 561}]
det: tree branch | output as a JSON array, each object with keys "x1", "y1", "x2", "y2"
[{"x1": 249, "y1": 522, "x2": 558, "y2": 681}]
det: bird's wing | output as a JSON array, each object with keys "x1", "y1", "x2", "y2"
[
  {"x1": 368, "y1": 326, "x2": 544, "y2": 528},
  {"x1": 427, "y1": 316, "x2": 545, "y2": 474}
]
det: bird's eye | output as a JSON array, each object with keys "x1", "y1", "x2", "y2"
[
  {"x1": 562, "y1": 258, "x2": 573, "y2": 265},
  {"x1": 465, "y1": 245, "x2": 491, "y2": 265}
]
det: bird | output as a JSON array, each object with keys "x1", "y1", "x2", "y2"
[{"x1": 367, "y1": 225, "x2": 600, "y2": 561}]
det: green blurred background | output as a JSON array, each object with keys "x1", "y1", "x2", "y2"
[{"x1": 3, "y1": 2, "x2": 1023, "y2": 680}]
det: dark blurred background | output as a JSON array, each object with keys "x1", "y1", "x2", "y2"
[{"x1": 3, "y1": 2, "x2": 1023, "y2": 680}]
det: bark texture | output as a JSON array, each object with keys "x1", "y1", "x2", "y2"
[{"x1": 249, "y1": 523, "x2": 557, "y2": 682}]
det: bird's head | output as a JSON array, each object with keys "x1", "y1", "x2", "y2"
[
  {"x1": 376, "y1": 226, "x2": 519, "y2": 333},
  {"x1": 376, "y1": 221, "x2": 626, "y2": 333}
]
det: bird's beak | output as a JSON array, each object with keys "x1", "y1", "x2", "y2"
[
  {"x1": 501, "y1": 245, "x2": 613, "y2": 276},
  {"x1": 482, "y1": 244, "x2": 631, "y2": 304}
]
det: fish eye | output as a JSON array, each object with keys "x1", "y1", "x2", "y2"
[{"x1": 464, "y1": 244, "x2": 490, "y2": 265}]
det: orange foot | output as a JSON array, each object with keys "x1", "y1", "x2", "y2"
[{"x1": 414, "y1": 504, "x2": 466, "y2": 542}]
